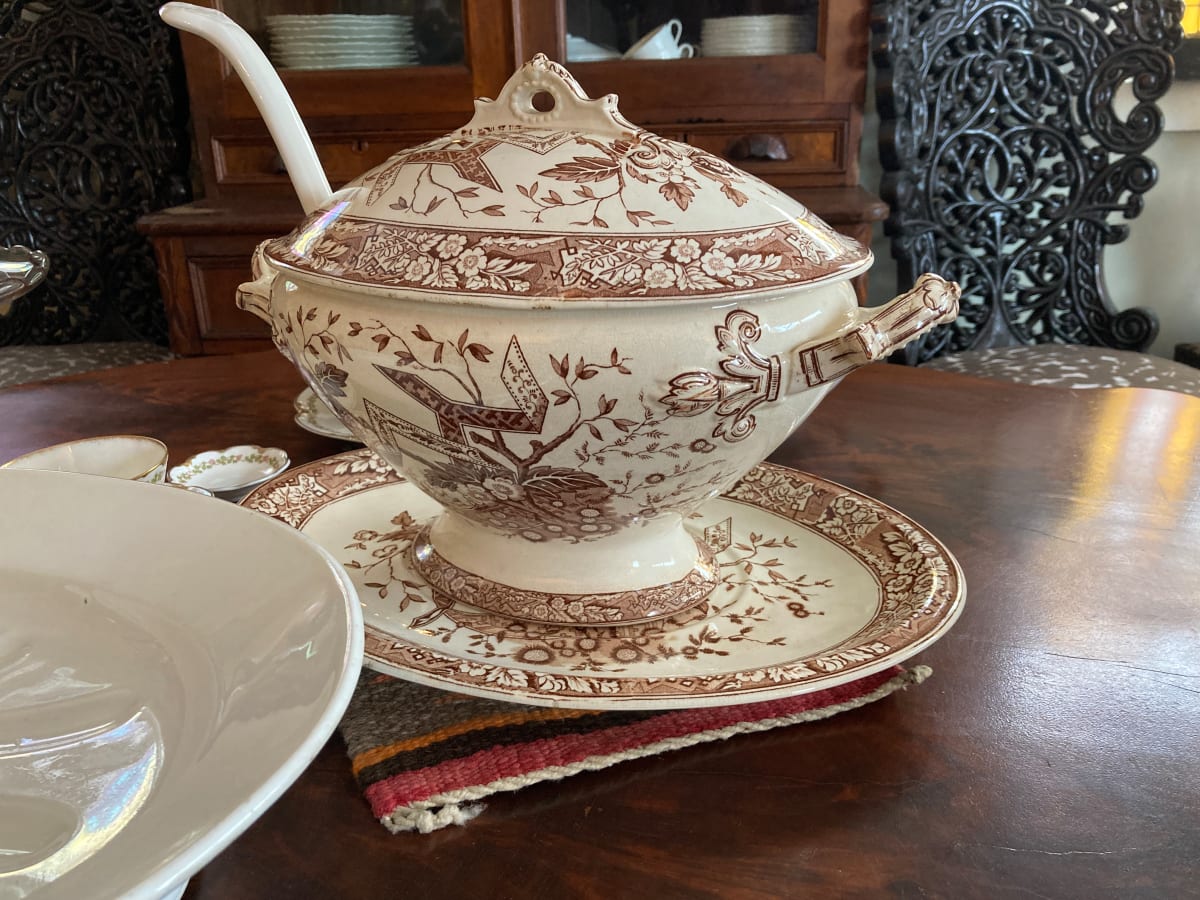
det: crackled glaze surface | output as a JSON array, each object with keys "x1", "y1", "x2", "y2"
[{"x1": 243, "y1": 449, "x2": 964, "y2": 709}]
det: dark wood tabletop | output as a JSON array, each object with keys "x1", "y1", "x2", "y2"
[{"x1": 2, "y1": 351, "x2": 1197, "y2": 899}]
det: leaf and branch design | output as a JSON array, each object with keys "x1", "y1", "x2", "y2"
[
  {"x1": 388, "y1": 163, "x2": 507, "y2": 220},
  {"x1": 284, "y1": 305, "x2": 353, "y2": 364},
  {"x1": 351, "y1": 318, "x2": 493, "y2": 405},
  {"x1": 343, "y1": 512, "x2": 429, "y2": 621},
  {"x1": 316, "y1": 316, "x2": 743, "y2": 541},
  {"x1": 289, "y1": 312, "x2": 750, "y2": 542},
  {"x1": 520, "y1": 131, "x2": 750, "y2": 228},
  {"x1": 340, "y1": 506, "x2": 830, "y2": 673},
  {"x1": 265, "y1": 125, "x2": 869, "y2": 300},
  {"x1": 247, "y1": 449, "x2": 960, "y2": 703}
]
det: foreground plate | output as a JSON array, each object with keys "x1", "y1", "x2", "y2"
[
  {"x1": 244, "y1": 450, "x2": 964, "y2": 710},
  {"x1": 0, "y1": 470, "x2": 362, "y2": 900}
]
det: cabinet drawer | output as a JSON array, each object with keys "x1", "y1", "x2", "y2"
[
  {"x1": 684, "y1": 124, "x2": 846, "y2": 177},
  {"x1": 214, "y1": 132, "x2": 442, "y2": 187}
]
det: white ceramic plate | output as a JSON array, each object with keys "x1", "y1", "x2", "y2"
[
  {"x1": 273, "y1": 40, "x2": 415, "y2": 51},
  {"x1": 702, "y1": 44, "x2": 805, "y2": 57},
  {"x1": 266, "y1": 14, "x2": 411, "y2": 25},
  {"x1": 293, "y1": 388, "x2": 357, "y2": 441},
  {"x1": 277, "y1": 52, "x2": 417, "y2": 62},
  {"x1": 277, "y1": 57, "x2": 418, "y2": 68},
  {"x1": 0, "y1": 469, "x2": 363, "y2": 899},
  {"x1": 244, "y1": 450, "x2": 965, "y2": 710},
  {"x1": 267, "y1": 23, "x2": 413, "y2": 36},
  {"x1": 278, "y1": 60, "x2": 418, "y2": 70},
  {"x1": 275, "y1": 53, "x2": 418, "y2": 69}
]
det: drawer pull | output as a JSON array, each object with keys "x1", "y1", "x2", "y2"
[{"x1": 726, "y1": 133, "x2": 791, "y2": 162}]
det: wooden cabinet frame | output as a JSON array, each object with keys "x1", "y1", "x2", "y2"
[{"x1": 141, "y1": 0, "x2": 885, "y2": 355}]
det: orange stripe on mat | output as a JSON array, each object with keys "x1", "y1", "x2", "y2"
[{"x1": 352, "y1": 707, "x2": 603, "y2": 773}]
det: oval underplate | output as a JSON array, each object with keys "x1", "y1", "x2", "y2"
[{"x1": 243, "y1": 449, "x2": 965, "y2": 710}]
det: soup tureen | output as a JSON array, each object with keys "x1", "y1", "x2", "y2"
[{"x1": 162, "y1": 4, "x2": 959, "y2": 627}]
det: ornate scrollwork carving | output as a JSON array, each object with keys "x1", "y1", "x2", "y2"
[
  {"x1": 661, "y1": 309, "x2": 782, "y2": 443},
  {"x1": 0, "y1": 0, "x2": 190, "y2": 344},
  {"x1": 873, "y1": 0, "x2": 1180, "y2": 363}
]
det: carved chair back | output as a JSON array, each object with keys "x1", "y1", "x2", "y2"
[
  {"x1": 0, "y1": 0, "x2": 191, "y2": 345},
  {"x1": 872, "y1": 0, "x2": 1182, "y2": 364}
]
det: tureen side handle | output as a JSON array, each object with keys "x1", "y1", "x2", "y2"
[
  {"x1": 788, "y1": 273, "x2": 961, "y2": 389},
  {"x1": 237, "y1": 243, "x2": 276, "y2": 327}
]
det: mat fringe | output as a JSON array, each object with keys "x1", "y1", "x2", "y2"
[{"x1": 379, "y1": 665, "x2": 930, "y2": 834}]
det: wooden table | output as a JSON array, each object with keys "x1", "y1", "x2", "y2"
[{"x1": 2, "y1": 351, "x2": 1197, "y2": 898}]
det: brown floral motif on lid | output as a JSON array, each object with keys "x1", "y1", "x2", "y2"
[
  {"x1": 357, "y1": 127, "x2": 760, "y2": 225},
  {"x1": 263, "y1": 108, "x2": 870, "y2": 300},
  {"x1": 267, "y1": 219, "x2": 868, "y2": 301}
]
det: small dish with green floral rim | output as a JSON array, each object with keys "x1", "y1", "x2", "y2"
[{"x1": 169, "y1": 444, "x2": 290, "y2": 502}]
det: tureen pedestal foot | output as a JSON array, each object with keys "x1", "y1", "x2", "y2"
[{"x1": 410, "y1": 512, "x2": 718, "y2": 627}]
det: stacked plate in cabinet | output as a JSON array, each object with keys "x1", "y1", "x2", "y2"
[
  {"x1": 700, "y1": 13, "x2": 817, "y2": 57},
  {"x1": 565, "y1": 33, "x2": 621, "y2": 62},
  {"x1": 267, "y1": 14, "x2": 417, "y2": 70}
]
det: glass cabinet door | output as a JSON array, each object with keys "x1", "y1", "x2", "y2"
[
  {"x1": 185, "y1": 0, "x2": 505, "y2": 201},
  {"x1": 220, "y1": 0, "x2": 465, "y2": 70},
  {"x1": 565, "y1": 0, "x2": 820, "y2": 63}
]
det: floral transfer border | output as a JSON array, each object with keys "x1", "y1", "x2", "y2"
[
  {"x1": 264, "y1": 219, "x2": 871, "y2": 302},
  {"x1": 411, "y1": 526, "x2": 719, "y2": 627},
  {"x1": 243, "y1": 449, "x2": 964, "y2": 708}
]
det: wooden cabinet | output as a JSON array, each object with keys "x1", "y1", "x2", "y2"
[{"x1": 140, "y1": 0, "x2": 885, "y2": 355}]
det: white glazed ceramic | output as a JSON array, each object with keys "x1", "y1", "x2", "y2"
[
  {"x1": 565, "y1": 34, "x2": 621, "y2": 62},
  {"x1": 624, "y1": 19, "x2": 693, "y2": 59},
  {"x1": 295, "y1": 387, "x2": 358, "y2": 440},
  {"x1": 159, "y1": 4, "x2": 960, "y2": 626},
  {"x1": 0, "y1": 468, "x2": 362, "y2": 899},
  {"x1": 168, "y1": 444, "x2": 290, "y2": 502},
  {"x1": 243, "y1": 449, "x2": 964, "y2": 709},
  {"x1": 2, "y1": 434, "x2": 168, "y2": 483},
  {"x1": 164, "y1": 482, "x2": 216, "y2": 497},
  {"x1": 700, "y1": 15, "x2": 815, "y2": 57},
  {"x1": 267, "y1": 14, "x2": 416, "y2": 70}
]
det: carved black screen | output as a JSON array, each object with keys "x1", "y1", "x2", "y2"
[
  {"x1": 873, "y1": 0, "x2": 1181, "y2": 363},
  {"x1": 0, "y1": 0, "x2": 191, "y2": 344}
]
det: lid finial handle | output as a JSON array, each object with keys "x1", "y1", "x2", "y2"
[{"x1": 466, "y1": 54, "x2": 638, "y2": 137}]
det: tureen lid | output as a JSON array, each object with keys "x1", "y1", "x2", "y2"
[{"x1": 264, "y1": 55, "x2": 871, "y2": 303}]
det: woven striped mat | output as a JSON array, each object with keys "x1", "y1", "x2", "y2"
[{"x1": 339, "y1": 665, "x2": 930, "y2": 833}]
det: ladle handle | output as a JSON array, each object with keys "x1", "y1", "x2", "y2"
[{"x1": 159, "y1": 2, "x2": 332, "y2": 214}]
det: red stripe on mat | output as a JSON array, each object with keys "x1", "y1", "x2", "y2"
[{"x1": 364, "y1": 667, "x2": 899, "y2": 815}]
